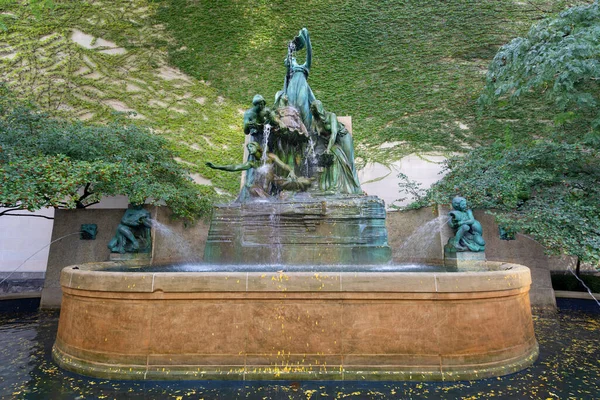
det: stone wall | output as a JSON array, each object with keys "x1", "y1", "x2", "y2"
[
  {"x1": 40, "y1": 206, "x2": 211, "y2": 308},
  {"x1": 152, "y1": 206, "x2": 210, "y2": 265},
  {"x1": 41, "y1": 209, "x2": 125, "y2": 308},
  {"x1": 387, "y1": 207, "x2": 558, "y2": 309},
  {"x1": 474, "y1": 211, "x2": 560, "y2": 309},
  {"x1": 0, "y1": 208, "x2": 54, "y2": 283},
  {"x1": 42, "y1": 205, "x2": 561, "y2": 309},
  {"x1": 387, "y1": 207, "x2": 444, "y2": 265}
]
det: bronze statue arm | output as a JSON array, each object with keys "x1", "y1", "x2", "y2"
[
  {"x1": 243, "y1": 123, "x2": 257, "y2": 136},
  {"x1": 302, "y1": 28, "x2": 312, "y2": 71},
  {"x1": 326, "y1": 112, "x2": 338, "y2": 153},
  {"x1": 459, "y1": 210, "x2": 476, "y2": 226},
  {"x1": 267, "y1": 153, "x2": 296, "y2": 179},
  {"x1": 141, "y1": 217, "x2": 152, "y2": 228}
]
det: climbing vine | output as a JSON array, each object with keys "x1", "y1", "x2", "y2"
[
  {"x1": 0, "y1": 0, "x2": 591, "y2": 197},
  {"x1": 155, "y1": 0, "x2": 588, "y2": 164},
  {"x1": 0, "y1": 0, "x2": 246, "y2": 196}
]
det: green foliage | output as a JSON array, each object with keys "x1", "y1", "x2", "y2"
[
  {"x1": 155, "y1": 0, "x2": 574, "y2": 163},
  {"x1": 392, "y1": 172, "x2": 429, "y2": 210},
  {"x1": 0, "y1": 0, "x2": 245, "y2": 196},
  {"x1": 417, "y1": 3, "x2": 600, "y2": 267},
  {"x1": 0, "y1": 0, "x2": 592, "y2": 206},
  {"x1": 480, "y1": 1, "x2": 600, "y2": 134},
  {"x1": 425, "y1": 140, "x2": 600, "y2": 265},
  {"x1": 0, "y1": 87, "x2": 212, "y2": 220}
]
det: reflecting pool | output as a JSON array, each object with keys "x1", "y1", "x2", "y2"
[{"x1": 0, "y1": 299, "x2": 598, "y2": 399}]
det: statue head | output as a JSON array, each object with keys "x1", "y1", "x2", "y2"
[
  {"x1": 284, "y1": 56, "x2": 298, "y2": 68},
  {"x1": 247, "y1": 141, "x2": 263, "y2": 156},
  {"x1": 252, "y1": 94, "x2": 266, "y2": 108},
  {"x1": 451, "y1": 196, "x2": 468, "y2": 211}
]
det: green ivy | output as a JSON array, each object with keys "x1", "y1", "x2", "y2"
[
  {"x1": 0, "y1": 87, "x2": 213, "y2": 220},
  {"x1": 155, "y1": 0, "x2": 583, "y2": 163},
  {"x1": 0, "y1": 0, "x2": 247, "y2": 196},
  {"x1": 0, "y1": 0, "x2": 591, "y2": 200}
]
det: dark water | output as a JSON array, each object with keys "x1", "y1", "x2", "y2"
[
  {"x1": 0, "y1": 299, "x2": 598, "y2": 399},
  {"x1": 99, "y1": 263, "x2": 449, "y2": 273}
]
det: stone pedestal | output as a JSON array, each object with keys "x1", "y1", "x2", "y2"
[
  {"x1": 204, "y1": 194, "x2": 391, "y2": 265},
  {"x1": 444, "y1": 245, "x2": 486, "y2": 270}
]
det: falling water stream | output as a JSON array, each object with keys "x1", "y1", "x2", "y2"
[
  {"x1": 284, "y1": 41, "x2": 296, "y2": 91},
  {"x1": 151, "y1": 221, "x2": 198, "y2": 262},
  {"x1": 303, "y1": 136, "x2": 318, "y2": 177},
  {"x1": 393, "y1": 215, "x2": 450, "y2": 259},
  {"x1": 0, "y1": 231, "x2": 82, "y2": 287},
  {"x1": 261, "y1": 123, "x2": 271, "y2": 166},
  {"x1": 518, "y1": 233, "x2": 600, "y2": 308},
  {"x1": 567, "y1": 265, "x2": 600, "y2": 307},
  {"x1": 269, "y1": 204, "x2": 283, "y2": 264}
]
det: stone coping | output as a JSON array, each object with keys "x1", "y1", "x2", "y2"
[
  {"x1": 60, "y1": 261, "x2": 531, "y2": 294},
  {"x1": 0, "y1": 292, "x2": 42, "y2": 301}
]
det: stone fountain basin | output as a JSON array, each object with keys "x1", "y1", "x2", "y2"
[{"x1": 53, "y1": 261, "x2": 538, "y2": 381}]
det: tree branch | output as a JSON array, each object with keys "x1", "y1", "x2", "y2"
[
  {"x1": 76, "y1": 182, "x2": 94, "y2": 208},
  {"x1": 0, "y1": 206, "x2": 23, "y2": 217},
  {"x1": 0, "y1": 212, "x2": 54, "y2": 220}
]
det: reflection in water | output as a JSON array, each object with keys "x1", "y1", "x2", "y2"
[
  {"x1": 0, "y1": 314, "x2": 38, "y2": 396},
  {"x1": 0, "y1": 301, "x2": 598, "y2": 399}
]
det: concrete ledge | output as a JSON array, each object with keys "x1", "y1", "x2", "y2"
[
  {"x1": 0, "y1": 292, "x2": 42, "y2": 301},
  {"x1": 555, "y1": 290, "x2": 600, "y2": 300}
]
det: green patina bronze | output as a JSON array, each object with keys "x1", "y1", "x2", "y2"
[
  {"x1": 283, "y1": 28, "x2": 315, "y2": 131},
  {"x1": 107, "y1": 206, "x2": 152, "y2": 254},
  {"x1": 242, "y1": 95, "x2": 275, "y2": 137},
  {"x1": 310, "y1": 100, "x2": 361, "y2": 195},
  {"x1": 80, "y1": 224, "x2": 97, "y2": 240},
  {"x1": 204, "y1": 28, "x2": 389, "y2": 265},
  {"x1": 206, "y1": 142, "x2": 311, "y2": 199},
  {"x1": 446, "y1": 196, "x2": 486, "y2": 252},
  {"x1": 207, "y1": 28, "x2": 362, "y2": 199}
]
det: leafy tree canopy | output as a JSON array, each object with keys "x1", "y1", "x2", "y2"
[
  {"x1": 411, "y1": 2, "x2": 600, "y2": 266},
  {"x1": 424, "y1": 141, "x2": 600, "y2": 265},
  {"x1": 0, "y1": 86, "x2": 212, "y2": 220},
  {"x1": 480, "y1": 1, "x2": 600, "y2": 141}
]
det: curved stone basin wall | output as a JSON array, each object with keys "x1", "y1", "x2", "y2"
[{"x1": 53, "y1": 262, "x2": 538, "y2": 381}]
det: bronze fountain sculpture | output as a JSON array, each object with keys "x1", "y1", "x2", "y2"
[
  {"x1": 52, "y1": 28, "x2": 538, "y2": 383},
  {"x1": 204, "y1": 27, "x2": 390, "y2": 265}
]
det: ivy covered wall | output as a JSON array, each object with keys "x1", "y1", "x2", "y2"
[{"x1": 0, "y1": 0, "x2": 588, "y2": 197}]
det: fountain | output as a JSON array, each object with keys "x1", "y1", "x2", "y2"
[{"x1": 52, "y1": 28, "x2": 538, "y2": 381}]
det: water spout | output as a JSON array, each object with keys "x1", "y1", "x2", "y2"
[
  {"x1": 152, "y1": 221, "x2": 197, "y2": 262},
  {"x1": 0, "y1": 231, "x2": 82, "y2": 287},
  {"x1": 261, "y1": 123, "x2": 271, "y2": 166},
  {"x1": 394, "y1": 215, "x2": 450, "y2": 260}
]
